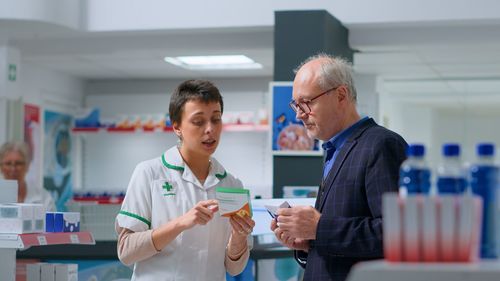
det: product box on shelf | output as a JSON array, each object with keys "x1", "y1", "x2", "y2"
[
  {"x1": 46, "y1": 212, "x2": 80, "y2": 233},
  {"x1": 46, "y1": 212, "x2": 63, "y2": 232},
  {"x1": 27, "y1": 262, "x2": 44, "y2": 281},
  {"x1": 0, "y1": 203, "x2": 34, "y2": 234},
  {"x1": 41, "y1": 263, "x2": 57, "y2": 281},
  {"x1": 62, "y1": 212, "x2": 80, "y2": 232},
  {"x1": 55, "y1": 263, "x2": 78, "y2": 281},
  {"x1": 19, "y1": 203, "x2": 46, "y2": 233}
]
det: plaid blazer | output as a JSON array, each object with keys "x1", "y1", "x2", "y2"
[{"x1": 296, "y1": 118, "x2": 407, "y2": 281}]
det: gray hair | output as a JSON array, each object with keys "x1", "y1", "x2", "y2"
[
  {"x1": 0, "y1": 141, "x2": 30, "y2": 163},
  {"x1": 294, "y1": 53, "x2": 357, "y2": 102}
]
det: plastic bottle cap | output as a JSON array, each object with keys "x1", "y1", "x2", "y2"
[
  {"x1": 443, "y1": 143, "x2": 460, "y2": 156},
  {"x1": 407, "y1": 144, "x2": 425, "y2": 157},
  {"x1": 477, "y1": 143, "x2": 495, "y2": 156}
]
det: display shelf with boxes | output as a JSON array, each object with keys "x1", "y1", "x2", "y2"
[
  {"x1": 0, "y1": 231, "x2": 95, "y2": 249},
  {"x1": 72, "y1": 123, "x2": 269, "y2": 134}
]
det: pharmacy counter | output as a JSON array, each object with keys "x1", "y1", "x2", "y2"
[{"x1": 347, "y1": 260, "x2": 500, "y2": 281}]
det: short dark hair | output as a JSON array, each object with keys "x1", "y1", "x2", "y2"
[{"x1": 169, "y1": 79, "x2": 224, "y2": 125}]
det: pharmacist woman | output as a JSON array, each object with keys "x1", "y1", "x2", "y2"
[{"x1": 115, "y1": 79, "x2": 255, "y2": 281}]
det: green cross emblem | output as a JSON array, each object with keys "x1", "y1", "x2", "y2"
[{"x1": 162, "y1": 182, "x2": 173, "y2": 192}]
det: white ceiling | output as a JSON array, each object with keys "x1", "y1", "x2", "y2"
[
  {"x1": 9, "y1": 26, "x2": 274, "y2": 79},
  {"x1": 5, "y1": 13, "x2": 500, "y2": 103}
]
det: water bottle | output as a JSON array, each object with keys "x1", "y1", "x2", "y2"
[
  {"x1": 437, "y1": 143, "x2": 467, "y2": 194},
  {"x1": 399, "y1": 144, "x2": 431, "y2": 195},
  {"x1": 470, "y1": 143, "x2": 499, "y2": 258}
]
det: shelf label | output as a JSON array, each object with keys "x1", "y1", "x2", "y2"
[
  {"x1": 70, "y1": 234, "x2": 79, "y2": 244},
  {"x1": 37, "y1": 235, "x2": 47, "y2": 245}
]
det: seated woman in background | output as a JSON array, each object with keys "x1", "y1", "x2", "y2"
[{"x1": 0, "y1": 141, "x2": 55, "y2": 211}]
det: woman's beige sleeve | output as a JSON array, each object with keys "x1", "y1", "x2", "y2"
[
  {"x1": 117, "y1": 226, "x2": 160, "y2": 266},
  {"x1": 225, "y1": 244, "x2": 250, "y2": 276}
]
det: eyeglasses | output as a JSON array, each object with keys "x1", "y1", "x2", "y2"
[
  {"x1": 289, "y1": 86, "x2": 339, "y2": 115},
  {"x1": 1, "y1": 161, "x2": 26, "y2": 169}
]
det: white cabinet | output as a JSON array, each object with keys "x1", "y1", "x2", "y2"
[
  {"x1": 0, "y1": 180, "x2": 95, "y2": 281},
  {"x1": 0, "y1": 232, "x2": 95, "y2": 281}
]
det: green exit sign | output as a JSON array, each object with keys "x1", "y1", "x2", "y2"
[{"x1": 8, "y1": 64, "x2": 16, "y2": 81}]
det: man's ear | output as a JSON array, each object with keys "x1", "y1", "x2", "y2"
[{"x1": 337, "y1": 85, "x2": 348, "y2": 103}]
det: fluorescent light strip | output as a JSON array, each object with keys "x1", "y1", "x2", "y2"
[{"x1": 164, "y1": 55, "x2": 262, "y2": 70}]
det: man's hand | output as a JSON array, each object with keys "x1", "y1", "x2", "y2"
[
  {"x1": 276, "y1": 206, "x2": 321, "y2": 240},
  {"x1": 271, "y1": 219, "x2": 310, "y2": 251}
]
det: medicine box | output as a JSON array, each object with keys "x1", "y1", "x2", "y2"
[
  {"x1": 46, "y1": 212, "x2": 80, "y2": 232},
  {"x1": 55, "y1": 264, "x2": 78, "y2": 281},
  {"x1": 27, "y1": 263, "x2": 44, "y2": 281},
  {"x1": 41, "y1": 263, "x2": 57, "y2": 281},
  {"x1": 0, "y1": 203, "x2": 33, "y2": 233}
]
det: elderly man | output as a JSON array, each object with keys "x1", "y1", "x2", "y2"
[{"x1": 271, "y1": 54, "x2": 407, "y2": 281}]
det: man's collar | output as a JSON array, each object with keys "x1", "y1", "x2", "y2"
[{"x1": 322, "y1": 116, "x2": 369, "y2": 150}]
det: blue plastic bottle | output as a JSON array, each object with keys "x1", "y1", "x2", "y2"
[
  {"x1": 399, "y1": 144, "x2": 431, "y2": 195},
  {"x1": 437, "y1": 143, "x2": 467, "y2": 194},
  {"x1": 470, "y1": 143, "x2": 499, "y2": 258}
]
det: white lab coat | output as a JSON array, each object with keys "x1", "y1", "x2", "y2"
[{"x1": 116, "y1": 146, "x2": 244, "y2": 281}]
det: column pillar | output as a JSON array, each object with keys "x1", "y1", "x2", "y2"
[{"x1": 272, "y1": 10, "x2": 353, "y2": 197}]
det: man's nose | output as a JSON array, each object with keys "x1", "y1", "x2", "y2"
[{"x1": 295, "y1": 109, "x2": 307, "y2": 120}]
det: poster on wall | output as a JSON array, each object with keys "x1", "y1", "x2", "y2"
[
  {"x1": 270, "y1": 82, "x2": 320, "y2": 155},
  {"x1": 43, "y1": 110, "x2": 73, "y2": 211},
  {"x1": 24, "y1": 104, "x2": 42, "y2": 190}
]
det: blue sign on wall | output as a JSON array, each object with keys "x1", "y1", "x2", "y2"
[{"x1": 271, "y1": 82, "x2": 319, "y2": 153}]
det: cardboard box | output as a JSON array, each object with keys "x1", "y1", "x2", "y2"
[
  {"x1": 55, "y1": 264, "x2": 78, "y2": 281},
  {"x1": 215, "y1": 188, "x2": 252, "y2": 217},
  {"x1": 62, "y1": 212, "x2": 80, "y2": 232},
  {"x1": 16, "y1": 203, "x2": 45, "y2": 233},
  {"x1": 46, "y1": 212, "x2": 80, "y2": 232},
  {"x1": 41, "y1": 263, "x2": 57, "y2": 281},
  {"x1": 27, "y1": 263, "x2": 44, "y2": 281},
  {"x1": 46, "y1": 212, "x2": 64, "y2": 232},
  {"x1": 0, "y1": 203, "x2": 33, "y2": 233}
]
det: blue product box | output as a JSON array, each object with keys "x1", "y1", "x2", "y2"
[
  {"x1": 45, "y1": 213, "x2": 53, "y2": 232},
  {"x1": 45, "y1": 212, "x2": 64, "y2": 232},
  {"x1": 46, "y1": 212, "x2": 81, "y2": 232},
  {"x1": 63, "y1": 212, "x2": 80, "y2": 232}
]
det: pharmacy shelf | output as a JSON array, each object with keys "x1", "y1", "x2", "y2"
[
  {"x1": 347, "y1": 260, "x2": 500, "y2": 281},
  {"x1": 72, "y1": 124, "x2": 269, "y2": 134},
  {"x1": 0, "y1": 231, "x2": 95, "y2": 249}
]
